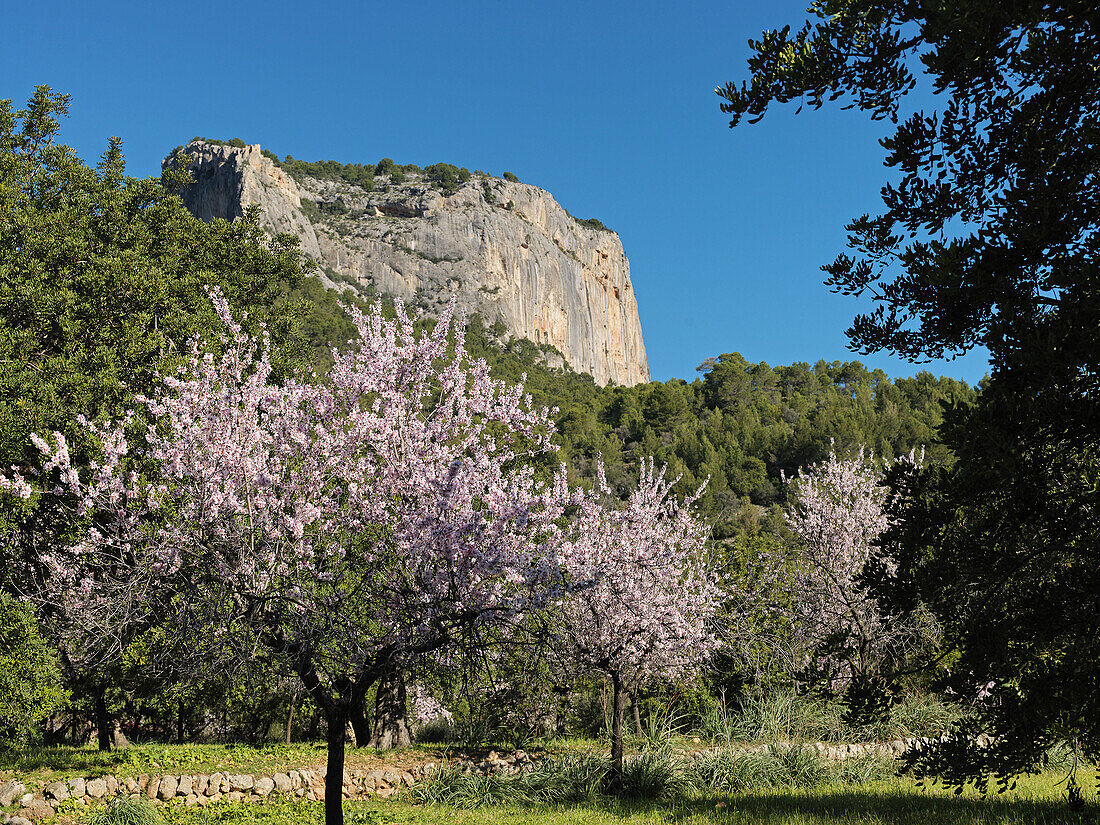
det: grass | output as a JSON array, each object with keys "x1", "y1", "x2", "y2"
[
  {"x1": 86, "y1": 797, "x2": 164, "y2": 825},
  {"x1": 9, "y1": 712, "x2": 1096, "y2": 825},
  {"x1": 0, "y1": 742, "x2": 437, "y2": 786},
  {"x1": 92, "y1": 773, "x2": 1097, "y2": 825}
]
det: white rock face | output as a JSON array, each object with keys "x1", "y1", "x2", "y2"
[{"x1": 167, "y1": 141, "x2": 650, "y2": 387}]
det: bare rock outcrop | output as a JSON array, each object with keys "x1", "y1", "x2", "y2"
[{"x1": 166, "y1": 141, "x2": 650, "y2": 387}]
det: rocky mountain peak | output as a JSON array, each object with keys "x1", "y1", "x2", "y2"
[{"x1": 166, "y1": 140, "x2": 650, "y2": 386}]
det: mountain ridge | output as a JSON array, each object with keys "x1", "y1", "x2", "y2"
[{"x1": 165, "y1": 141, "x2": 650, "y2": 386}]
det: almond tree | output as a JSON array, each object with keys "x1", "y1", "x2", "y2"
[
  {"x1": 783, "y1": 448, "x2": 935, "y2": 690},
  {"x1": 3, "y1": 291, "x2": 574, "y2": 825},
  {"x1": 552, "y1": 460, "x2": 718, "y2": 789}
]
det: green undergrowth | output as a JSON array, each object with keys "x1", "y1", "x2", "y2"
[
  {"x1": 86, "y1": 796, "x2": 165, "y2": 825},
  {"x1": 65, "y1": 773, "x2": 1098, "y2": 825},
  {"x1": 413, "y1": 746, "x2": 897, "y2": 807},
  {"x1": 698, "y1": 692, "x2": 963, "y2": 746}
]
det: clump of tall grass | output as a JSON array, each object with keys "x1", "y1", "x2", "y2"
[
  {"x1": 700, "y1": 691, "x2": 962, "y2": 745},
  {"x1": 619, "y1": 748, "x2": 689, "y2": 801},
  {"x1": 700, "y1": 693, "x2": 839, "y2": 743},
  {"x1": 517, "y1": 755, "x2": 608, "y2": 803},
  {"x1": 413, "y1": 765, "x2": 516, "y2": 806},
  {"x1": 86, "y1": 797, "x2": 163, "y2": 825},
  {"x1": 885, "y1": 693, "x2": 962, "y2": 740},
  {"x1": 832, "y1": 752, "x2": 897, "y2": 784},
  {"x1": 636, "y1": 709, "x2": 684, "y2": 750},
  {"x1": 682, "y1": 745, "x2": 828, "y2": 793},
  {"x1": 414, "y1": 755, "x2": 607, "y2": 806},
  {"x1": 416, "y1": 751, "x2": 685, "y2": 806},
  {"x1": 417, "y1": 743, "x2": 900, "y2": 807}
]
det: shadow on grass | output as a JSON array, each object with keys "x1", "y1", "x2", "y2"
[
  {"x1": 0, "y1": 746, "x2": 130, "y2": 778},
  {"x1": 577, "y1": 788, "x2": 1099, "y2": 825}
]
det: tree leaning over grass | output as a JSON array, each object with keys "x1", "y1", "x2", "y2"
[
  {"x1": 2, "y1": 291, "x2": 577, "y2": 825},
  {"x1": 552, "y1": 459, "x2": 718, "y2": 790}
]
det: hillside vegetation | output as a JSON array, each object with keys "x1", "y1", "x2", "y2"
[{"x1": 295, "y1": 275, "x2": 976, "y2": 544}]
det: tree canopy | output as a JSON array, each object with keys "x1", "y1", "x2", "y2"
[
  {"x1": 0, "y1": 87, "x2": 308, "y2": 472},
  {"x1": 721, "y1": 0, "x2": 1099, "y2": 789}
]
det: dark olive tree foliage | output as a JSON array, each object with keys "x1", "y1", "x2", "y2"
[{"x1": 721, "y1": 0, "x2": 1099, "y2": 791}]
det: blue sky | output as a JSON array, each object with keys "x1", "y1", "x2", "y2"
[{"x1": 2, "y1": 0, "x2": 991, "y2": 386}]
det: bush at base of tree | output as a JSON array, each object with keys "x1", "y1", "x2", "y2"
[{"x1": 0, "y1": 593, "x2": 64, "y2": 744}]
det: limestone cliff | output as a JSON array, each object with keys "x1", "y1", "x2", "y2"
[{"x1": 166, "y1": 141, "x2": 650, "y2": 386}]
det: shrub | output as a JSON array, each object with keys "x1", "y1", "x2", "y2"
[
  {"x1": 574, "y1": 216, "x2": 612, "y2": 232},
  {"x1": 0, "y1": 594, "x2": 64, "y2": 745},
  {"x1": 425, "y1": 162, "x2": 471, "y2": 195},
  {"x1": 281, "y1": 157, "x2": 374, "y2": 191},
  {"x1": 191, "y1": 136, "x2": 247, "y2": 148},
  {"x1": 503, "y1": 172, "x2": 519, "y2": 182}
]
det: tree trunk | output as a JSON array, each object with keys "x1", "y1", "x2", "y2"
[
  {"x1": 306, "y1": 704, "x2": 322, "y2": 740},
  {"x1": 369, "y1": 666, "x2": 410, "y2": 749},
  {"x1": 608, "y1": 673, "x2": 627, "y2": 792},
  {"x1": 324, "y1": 706, "x2": 347, "y2": 825},
  {"x1": 94, "y1": 687, "x2": 112, "y2": 752},
  {"x1": 111, "y1": 720, "x2": 130, "y2": 749},
  {"x1": 349, "y1": 701, "x2": 370, "y2": 747},
  {"x1": 44, "y1": 713, "x2": 68, "y2": 746},
  {"x1": 176, "y1": 698, "x2": 187, "y2": 743},
  {"x1": 632, "y1": 694, "x2": 643, "y2": 738},
  {"x1": 285, "y1": 690, "x2": 297, "y2": 746}
]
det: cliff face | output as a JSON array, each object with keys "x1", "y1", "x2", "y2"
[{"x1": 166, "y1": 141, "x2": 649, "y2": 387}]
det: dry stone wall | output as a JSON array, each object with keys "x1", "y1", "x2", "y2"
[{"x1": 1, "y1": 765, "x2": 431, "y2": 824}]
